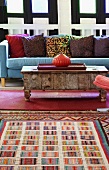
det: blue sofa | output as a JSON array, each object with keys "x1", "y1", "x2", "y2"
[{"x1": 0, "y1": 35, "x2": 109, "y2": 87}]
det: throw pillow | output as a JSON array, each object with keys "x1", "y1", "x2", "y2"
[
  {"x1": 94, "y1": 36, "x2": 109, "y2": 57},
  {"x1": 21, "y1": 34, "x2": 45, "y2": 57},
  {"x1": 46, "y1": 35, "x2": 73, "y2": 57},
  {"x1": 70, "y1": 35, "x2": 94, "y2": 57},
  {"x1": 5, "y1": 34, "x2": 29, "y2": 58}
]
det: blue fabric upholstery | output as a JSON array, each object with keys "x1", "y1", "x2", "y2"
[
  {"x1": 70, "y1": 58, "x2": 109, "y2": 70},
  {"x1": 7, "y1": 57, "x2": 109, "y2": 70},
  {"x1": 8, "y1": 69, "x2": 23, "y2": 78},
  {"x1": 7, "y1": 57, "x2": 53, "y2": 69},
  {"x1": 0, "y1": 40, "x2": 8, "y2": 77}
]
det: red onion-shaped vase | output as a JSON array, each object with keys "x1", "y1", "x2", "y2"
[{"x1": 52, "y1": 53, "x2": 71, "y2": 67}]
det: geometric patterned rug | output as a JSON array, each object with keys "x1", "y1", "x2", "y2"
[
  {"x1": 0, "y1": 110, "x2": 109, "y2": 143},
  {"x1": 0, "y1": 120, "x2": 109, "y2": 170}
]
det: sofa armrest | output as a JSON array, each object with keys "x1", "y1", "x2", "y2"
[{"x1": 0, "y1": 40, "x2": 8, "y2": 78}]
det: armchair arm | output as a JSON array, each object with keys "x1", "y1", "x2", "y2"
[{"x1": 0, "y1": 40, "x2": 8, "y2": 78}]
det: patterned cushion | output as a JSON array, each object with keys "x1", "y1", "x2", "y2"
[
  {"x1": 70, "y1": 35, "x2": 94, "y2": 57},
  {"x1": 22, "y1": 34, "x2": 45, "y2": 57},
  {"x1": 94, "y1": 36, "x2": 109, "y2": 57},
  {"x1": 5, "y1": 34, "x2": 29, "y2": 58},
  {"x1": 46, "y1": 36, "x2": 73, "y2": 57}
]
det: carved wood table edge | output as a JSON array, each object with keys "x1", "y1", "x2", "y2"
[{"x1": 21, "y1": 65, "x2": 108, "y2": 102}]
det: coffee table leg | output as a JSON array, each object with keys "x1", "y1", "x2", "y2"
[
  {"x1": 24, "y1": 90, "x2": 31, "y2": 101},
  {"x1": 99, "y1": 89, "x2": 107, "y2": 102}
]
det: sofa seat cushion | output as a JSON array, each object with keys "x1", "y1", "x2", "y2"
[
  {"x1": 70, "y1": 58, "x2": 109, "y2": 70},
  {"x1": 7, "y1": 57, "x2": 53, "y2": 69},
  {"x1": 7, "y1": 57, "x2": 109, "y2": 70}
]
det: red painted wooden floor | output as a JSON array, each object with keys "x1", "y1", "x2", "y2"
[{"x1": 0, "y1": 90, "x2": 109, "y2": 111}]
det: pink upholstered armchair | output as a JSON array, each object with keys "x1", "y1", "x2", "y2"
[
  {"x1": 93, "y1": 75, "x2": 109, "y2": 90},
  {"x1": 93, "y1": 75, "x2": 109, "y2": 101}
]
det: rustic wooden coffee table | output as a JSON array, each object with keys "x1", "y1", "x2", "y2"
[{"x1": 21, "y1": 65, "x2": 108, "y2": 101}]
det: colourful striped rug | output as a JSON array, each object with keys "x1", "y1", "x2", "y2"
[
  {"x1": 0, "y1": 110, "x2": 109, "y2": 142},
  {"x1": 0, "y1": 119, "x2": 109, "y2": 170}
]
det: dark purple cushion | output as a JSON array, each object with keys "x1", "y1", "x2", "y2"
[
  {"x1": 70, "y1": 35, "x2": 94, "y2": 57},
  {"x1": 94, "y1": 36, "x2": 109, "y2": 57},
  {"x1": 22, "y1": 34, "x2": 45, "y2": 57}
]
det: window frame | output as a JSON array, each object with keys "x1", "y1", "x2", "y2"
[
  {"x1": 71, "y1": 0, "x2": 108, "y2": 24},
  {"x1": 5, "y1": 0, "x2": 58, "y2": 25}
]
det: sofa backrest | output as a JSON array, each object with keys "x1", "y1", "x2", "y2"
[{"x1": 1, "y1": 23, "x2": 109, "y2": 58}]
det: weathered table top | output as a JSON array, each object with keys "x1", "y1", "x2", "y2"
[{"x1": 21, "y1": 65, "x2": 108, "y2": 73}]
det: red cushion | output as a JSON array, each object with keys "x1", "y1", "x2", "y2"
[
  {"x1": 5, "y1": 34, "x2": 29, "y2": 58},
  {"x1": 93, "y1": 75, "x2": 109, "y2": 90}
]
